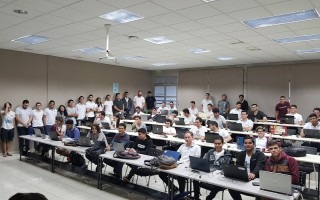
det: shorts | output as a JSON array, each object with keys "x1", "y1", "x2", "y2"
[{"x1": 0, "y1": 128, "x2": 14, "y2": 142}]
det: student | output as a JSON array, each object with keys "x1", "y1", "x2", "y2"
[
  {"x1": 157, "y1": 101, "x2": 169, "y2": 114},
  {"x1": 159, "y1": 131, "x2": 201, "y2": 194},
  {"x1": 189, "y1": 117, "x2": 207, "y2": 140},
  {"x1": 133, "y1": 90, "x2": 145, "y2": 111},
  {"x1": 239, "y1": 94, "x2": 249, "y2": 112},
  {"x1": 167, "y1": 110, "x2": 178, "y2": 121},
  {"x1": 122, "y1": 91, "x2": 133, "y2": 117},
  {"x1": 65, "y1": 119, "x2": 80, "y2": 140},
  {"x1": 123, "y1": 128, "x2": 153, "y2": 182},
  {"x1": 265, "y1": 140, "x2": 299, "y2": 184},
  {"x1": 131, "y1": 106, "x2": 145, "y2": 118},
  {"x1": 210, "y1": 108, "x2": 226, "y2": 129},
  {"x1": 188, "y1": 101, "x2": 199, "y2": 116},
  {"x1": 103, "y1": 94, "x2": 113, "y2": 118},
  {"x1": 228, "y1": 136, "x2": 266, "y2": 200},
  {"x1": 163, "y1": 119, "x2": 176, "y2": 136},
  {"x1": 229, "y1": 101, "x2": 242, "y2": 119},
  {"x1": 300, "y1": 113, "x2": 320, "y2": 151},
  {"x1": 51, "y1": 117, "x2": 66, "y2": 138},
  {"x1": 145, "y1": 91, "x2": 156, "y2": 114},
  {"x1": 94, "y1": 111, "x2": 112, "y2": 128},
  {"x1": 43, "y1": 100, "x2": 57, "y2": 134},
  {"x1": 248, "y1": 104, "x2": 267, "y2": 122},
  {"x1": 217, "y1": 94, "x2": 230, "y2": 118},
  {"x1": 148, "y1": 108, "x2": 159, "y2": 121},
  {"x1": 15, "y1": 99, "x2": 32, "y2": 152},
  {"x1": 86, "y1": 94, "x2": 97, "y2": 122},
  {"x1": 182, "y1": 108, "x2": 196, "y2": 125},
  {"x1": 255, "y1": 126, "x2": 268, "y2": 149},
  {"x1": 57, "y1": 105, "x2": 67, "y2": 122},
  {"x1": 168, "y1": 101, "x2": 177, "y2": 115},
  {"x1": 286, "y1": 104, "x2": 303, "y2": 125},
  {"x1": 66, "y1": 99, "x2": 78, "y2": 126},
  {"x1": 208, "y1": 121, "x2": 232, "y2": 143},
  {"x1": 32, "y1": 102, "x2": 45, "y2": 135},
  {"x1": 76, "y1": 96, "x2": 86, "y2": 125},
  {"x1": 201, "y1": 93, "x2": 213, "y2": 113},
  {"x1": 95, "y1": 97, "x2": 104, "y2": 112},
  {"x1": 113, "y1": 93, "x2": 124, "y2": 117},
  {"x1": 275, "y1": 96, "x2": 290, "y2": 120},
  {"x1": 238, "y1": 110, "x2": 253, "y2": 131},
  {"x1": 193, "y1": 136, "x2": 232, "y2": 200},
  {"x1": 132, "y1": 115, "x2": 147, "y2": 131},
  {"x1": 205, "y1": 104, "x2": 214, "y2": 120},
  {"x1": 1, "y1": 102, "x2": 15, "y2": 157}
]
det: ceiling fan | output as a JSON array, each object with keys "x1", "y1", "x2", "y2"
[{"x1": 99, "y1": 24, "x2": 117, "y2": 63}]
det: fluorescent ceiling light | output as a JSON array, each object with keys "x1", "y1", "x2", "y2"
[
  {"x1": 294, "y1": 48, "x2": 320, "y2": 54},
  {"x1": 99, "y1": 9, "x2": 143, "y2": 23},
  {"x1": 74, "y1": 47, "x2": 105, "y2": 54},
  {"x1": 123, "y1": 56, "x2": 145, "y2": 61},
  {"x1": 144, "y1": 36, "x2": 174, "y2": 44},
  {"x1": 152, "y1": 62, "x2": 177, "y2": 66},
  {"x1": 242, "y1": 9, "x2": 320, "y2": 28},
  {"x1": 12, "y1": 35, "x2": 51, "y2": 44},
  {"x1": 217, "y1": 57, "x2": 235, "y2": 61},
  {"x1": 203, "y1": 0, "x2": 216, "y2": 2},
  {"x1": 273, "y1": 34, "x2": 320, "y2": 43},
  {"x1": 189, "y1": 48, "x2": 210, "y2": 54}
]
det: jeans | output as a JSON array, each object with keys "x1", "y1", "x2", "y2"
[
  {"x1": 159, "y1": 172, "x2": 186, "y2": 193},
  {"x1": 45, "y1": 125, "x2": 52, "y2": 135},
  {"x1": 103, "y1": 159, "x2": 124, "y2": 177},
  {"x1": 17, "y1": 126, "x2": 32, "y2": 151}
]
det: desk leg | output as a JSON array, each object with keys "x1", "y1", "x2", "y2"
[
  {"x1": 51, "y1": 146, "x2": 55, "y2": 173},
  {"x1": 98, "y1": 157, "x2": 102, "y2": 190},
  {"x1": 318, "y1": 164, "x2": 319, "y2": 200}
]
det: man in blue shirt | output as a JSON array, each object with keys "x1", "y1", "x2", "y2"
[{"x1": 65, "y1": 119, "x2": 80, "y2": 140}]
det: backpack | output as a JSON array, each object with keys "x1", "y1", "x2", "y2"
[
  {"x1": 283, "y1": 147, "x2": 307, "y2": 157},
  {"x1": 69, "y1": 151, "x2": 86, "y2": 167},
  {"x1": 144, "y1": 155, "x2": 177, "y2": 170},
  {"x1": 113, "y1": 151, "x2": 141, "y2": 159}
]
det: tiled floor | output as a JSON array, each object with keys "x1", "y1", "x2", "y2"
[{"x1": 1, "y1": 153, "x2": 317, "y2": 200}]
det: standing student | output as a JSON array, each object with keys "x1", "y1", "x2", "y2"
[
  {"x1": 76, "y1": 96, "x2": 86, "y2": 125},
  {"x1": 57, "y1": 105, "x2": 67, "y2": 123},
  {"x1": 86, "y1": 94, "x2": 97, "y2": 123},
  {"x1": 1, "y1": 102, "x2": 15, "y2": 157},
  {"x1": 103, "y1": 94, "x2": 113, "y2": 118},
  {"x1": 133, "y1": 90, "x2": 145, "y2": 111},
  {"x1": 32, "y1": 102, "x2": 45, "y2": 134},
  {"x1": 189, "y1": 101, "x2": 199, "y2": 116},
  {"x1": 122, "y1": 91, "x2": 133, "y2": 117},
  {"x1": 217, "y1": 94, "x2": 230, "y2": 118},
  {"x1": 15, "y1": 99, "x2": 32, "y2": 152},
  {"x1": 43, "y1": 100, "x2": 57, "y2": 135},
  {"x1": 145, "y1": 91, "x2": 156, "y2": 114},
  {"x1": 201, "y1": 93, "x2": 213, "y2": 113},
  {"x1": 275, "y1": 96, "x2": 290, "y2": 120},
  {"x1": 113, "y1": 93, "x2": 124, "y2": 117},
  {"x1": 66, "y1": 99, "x2": 78, "y2": 126},
  {"x1": 239, "y1": 94, "x2": 249, "y2": 112},
  {"x1": 95, "y1": 97, "x2": 104, "y2": 112}
]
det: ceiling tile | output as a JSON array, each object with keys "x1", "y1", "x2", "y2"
[
  {"x1": 98, "y1": 0, "x2": 148, "y2": 9},
  {"x1": 126, "y1": 1, "x2": 170, "y2": 18},
  {"x1": 171, "y1": 21, "x2": 206, "y2": 32},
  {"x1": 209, "y1": 0, "x2": 260, "y2": 13},
  {"x1": 33, "y1": 14, "x2": 74, "y2": 26},
  {"x1": 177, "y1": 4, "x2": 222, "y2": 20},
  {"x1": 151, "y1": 0, "x2": 203, "y2": 11},
  {"x1": 187, "y1": 28, "x2": 220, "y2": 37},
  {"x1": 227, "y1": 7, "x2": 272, "y2": 21},
  {"x1": 50, "y1": 7, "x2": 94, "y2": 22},
  {"x1": 214, "y1": 23, "x2": 248, "y2": 33},
  {"x1": 70, "y1": 0, "x2": 116, "y2": 16},
  {"x1": 149, "y1": 12, "x2": 189, "y2": 26},
  {"x1": 197, "y1": 14, "x2": 237, "y2": 27},
  {"x1": 264, "y1": 0, "x2": 314, "y2": 15},
  {"x1": 12, "y1": 0, "x2": 63, "y2": 12}
]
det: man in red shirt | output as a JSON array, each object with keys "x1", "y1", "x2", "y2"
[{"x1": 275, "y1": 96, "x2": 290, "y2": 120}]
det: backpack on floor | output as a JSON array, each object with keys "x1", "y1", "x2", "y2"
[{"x1": 69, "y1": 151, "x2": 86, "y2": 167}]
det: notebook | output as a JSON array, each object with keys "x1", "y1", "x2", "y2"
[
  {"x1": 189, "y1": 156, "x2": 211, "y2": 172},
  {"x1": 222, "y1": 164, "x2": 249, "y2": 182},
  {"x1": 259, "y1": 171, "x2": 292, "y2": 195}
]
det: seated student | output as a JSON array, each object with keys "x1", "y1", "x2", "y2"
[
  {"x1": 65, "y1": 119, "x2": 80, "y2": 140},
  {"x1": 286, "y1": 105, "x2": 303, "y2": 125},
  {"x1": 208, "y1": 121, "x2": 232, "y2": 143},
  {"x1": 157, "y1": 101, "x2": 169, "y2": 114},
  {"x1": 255, "y1": 126, "x2": 268, "y2": 150},
  {"x1": 159, "y1": 131, "x2": 201, "y2": 194},
  {"x1": 228, "y1": 136, "x2": 266, "y2": 200},
  {"x1": 210, "y1": 108, "x2": 226, "y2": 129},
  {"x1": 300, "y1": 113, "x2": 320, "y2": 151},
  {"x1": 168, "y1": 101, "x2": 177, "y2": 115},
  {"x1": 163, "y1": 119, "x2": 176, "y2": 136},
  {"x1": 265, "y1": 140, "x2": 299, "y2": 184},
  {"x1": 205, "y1": 104, "x2": 214, "y2": 120},
  {"x1": 93, "y1": 111, "x2": 112, "y2": 128},
  {"x1": 132, "y1": 115, "x2": 147, "y2": 131},
  {"x1": 103, "y1": 123, "x2": 130, "y2": 179},
  {"x1": 229, "y1": 101, "x2": 242, "y2": 119},
  {"x1": 148, "y1": 108, "x2": 159, "y2": 121},
  {"x1": 131, "y1": 106, "x2": 145, "y2": 118},
  {"x1": 248, "y1": 104, "x2": 267, "y2": 122},
  {"x1": 168, "y1": 110, "x2": 178, "y2": 121},
  {"x1": 123, "y1": 128, "x2": 154, "y2": 182},
  {"x1": 189, "y1": 117, "x2": 207, "y2": 140},
  {"x1": 51, "y1": 116, "x2": 66, "y2": 139},
  {"x1": 182, "y1": 108, "x2": 196, "y2": 125},
  {"x1": 193, "y1": 136, "x2": 232, "y2": 200},
  {"x1": 188, "y1": 101, "x2": 199, "y2": 117},
  {"x1": 85, "y1": 124, "x2": 109, "y2": 169},
  {"x1": 305, "y1": 107, "x2": 320, "y2": 123},
  {"x1": 238, "y1": 110, "x2": 253, "y2": 131}
]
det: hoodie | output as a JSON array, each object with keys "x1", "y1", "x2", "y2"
[
  {"x1": 203, "y1": 148, "x2": 232, "y2": 170},
  {"x1": 131, "y1": 135, "x2": 153, "y2": 155},
  {"x1": 236, "y1": 150, "x2": 266, "y2": 178},
  {"x1": 265, "y1": 151, "x2": 299, "y2": 184}
]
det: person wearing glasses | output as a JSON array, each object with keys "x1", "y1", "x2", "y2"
[
  {"x1": 189, "y1": 117, "x2": 206, "y2": 140},
  {"x1": 1, "y1": 102, "x2": 15, "y2": 157},
  {"x1": 248, "y1": 104, "x2": 268, "y2": 122},
  {"x1": 255, "y1": 126, "x2": 268, "y2": 150},
  {"x1": 163, "y1": 119, "x2": 176, "y2": 136}
]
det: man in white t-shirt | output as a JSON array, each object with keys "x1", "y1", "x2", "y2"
[
  {"x1": 76, "y1": 96, "x2": 87, "y2": 125},
  {"x1": 230, "y1": 101, "x2": 242, "y2": 120},
  {"x1": 32, "y1": 102, "x2": 45, "y2": 134},
  {"x1": 301, "y1": 113, "x2": 320, "y2": 137},
  {"x1": 286, "y1": 104, "x2": 303, "y2": 125},
  {"x1": 210, "y1": 108, "x2": 226, "y2": 129},
  {"x1": 1, "y1": 102, "x2": 15, "y2": 156},
  {"x1": 67, "y1": 99, "x2": 78, "y2": 126},
  {"x1": 201, "y1": 93, "x2": 213, "y2": 112},
  {"x1": 86, "y1": 94, "x2": 98, "y2": 122},
  {"x1": 103, "y1": 94, "x2": 113, "y2": 118},
  {"x1": 43, "y1": 100, "x2": 57, "y2": 134},
  {"x1": 208, "y1": 121, "x2": 232, "y2": 143},
  {"x1": 94, "y1": 111, "x2": 112, "y2": 129},
  {"x1": 157, "y1": 101, "x2": 169, "y2": 114},
  {"x1": 188, "y1": 101, "x2": 199, "y2": 116},
  {"x1": 163, "y1": 119, "x2": 176, "y2": 136},
  {"x1": 189, "y1": 117, "x2": 207, "y2": 140},
  {"x1": 133, "y1": 90, "x2": 145, "y2": 111},
  {"x1": 182, "y1": 108, "x2": 196, "y2": 125},
  {"x1": 132, "y1": 106, "x2": 145, "y2": 118},
  {"x1": 205, "y1": 104, "x2": 214, "y2": 120},
  {"x1": 15, "y1": 99, "x2": 33, "y2": 152},
  {"x1": 238, "y1": 110, "x2": 253, "y2": 131}
]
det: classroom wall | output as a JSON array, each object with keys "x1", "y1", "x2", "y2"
[{"x1": 0, "y1": 49, "x2": 153, "y2": 152}]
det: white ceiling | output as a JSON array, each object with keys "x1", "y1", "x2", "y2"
[{"x1": 1, "y1": 0, "x2": 320, "y2": 70}]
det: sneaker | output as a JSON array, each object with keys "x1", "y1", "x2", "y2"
[{"x1": 123, "y1": 176, "x2": 130, "y2": 182}]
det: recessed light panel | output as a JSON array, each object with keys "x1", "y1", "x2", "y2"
[
  {"x1": 243, "y1": 9, "x2": 320, "y2": 28},
  {"x1": 152, "y1": 62, "x2": 177, "y2": 66},
  {"x1": 74, "y1": 47, "x2": 105, "y2": 54},
  {"x1": 12, "y1": 35, "x2": 51, "y2": 44},
  {"x1": 274, "y1": 34, "x2": 320, "y2": 43},
  {"x1": 144, "y1": 36, "x2": 174, "y2": 44},
  {"x1": 189, "y1": 48, "x2": 210, "y2": 54},
  {"x1": 123, "y1": 56, "x2": 145, "y2": 61},
  {"x1": 217, "y1": 57, "x2": 235, "y2": 61},
  {"x1": 203, "y1": 0, "x2": 216, "y2": 2},
  {"x1": 99, "y1": 9, "x2": 144, "y2": 23},
  {"x1": 294, "y1": 48, "x2": 320, "y2": 54}
]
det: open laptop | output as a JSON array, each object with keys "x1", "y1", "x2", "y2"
[
  {"x1": 303, "y1": 129, "x2": 320, "y2": 139},
  {"x1": 280, "y1": 115, "x2": 295, "y2": 124},
  {"x1": 228, "y1": 114, "x2": 239, "y2": 120},
  {"x1": 34, "y1": 128, "x2": 43, "y2": 137},
  {"x1": 163, "y1": 150, "x2": 180, "y2": 161},
  {"x1": 48, "y1": 131, "x2": 59, "y2": 141},
  {"x1": 175, "y1": 128, "x2": 186, "y2": 139},
  {"x1": 78, "y1": 136, "x2": 93, "y2": 147},
  {"x1": 101, "y1": 122, "x2": 111, "y2": 130},
  {"x1": 140, "y1": 114, "x2": 149, "y2": 122},
  {"x1": 259, "y1": 171, "x2": 292, "y2": 195},
  {"x1": 113, "y1": 142, "x2": 125, "y2": 152},
  {"x1": 222, "y1": 164, "x2": 249, "y2": 182},
  {"x1": 229, "y1": 122, "x2": 243, "y2": 131},
  {"x1": 153, "y1": 125, "x2": 163, "y2": 134},
  {"x1": 189, "y1": 156, "x2": 211, "y2": 172},
  {"x1": 161, "y1": 110, "x2": 169, "y2": 115},
  {"x1": 155, "y1": 115, "x2": 166, "y2": 123},
  {"x1": 205, "y1": 132, "x2": 220, "y2": 143},
  {"x1": 175, "y1": 117, "x2": 185, "y2": 125}
]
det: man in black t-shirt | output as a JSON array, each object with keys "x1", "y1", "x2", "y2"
[
  {"x1": 145, "y1": 91, "x2": 156, "y2": 114},
  {"x1": 239, "y1": 94, "x2": 249, "y2": 112},
  {"x1": 113, "y1": 93, "x2": 124, "y2": 116},
  {"x1": 248, "y1": 104, "x2": 267, "y2": 122}
]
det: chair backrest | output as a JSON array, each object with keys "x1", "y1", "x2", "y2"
[{"x1": 298, "y1": 146, "x2": 317, "y2": 155}]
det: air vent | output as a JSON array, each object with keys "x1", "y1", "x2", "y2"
[
  {"x1": 247, "y1": 47, "x2": 261, "y2": 51},
  {"x1": 230, "y1": 40, "x2": 245, "y2": 45}
]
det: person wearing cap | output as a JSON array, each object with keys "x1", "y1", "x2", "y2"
[
  {"x1": 145, "y1": 91, "x2": 156, "y2": 114},
  {"x1": 123, "y1": 128, "x2": 153, "y2": 182},
  {"x1": 168, "y1": 101, "x2": 177, "y2": 115},
  {"x1": 209, "y1": 108, "x2": 226, "y2": 129}
]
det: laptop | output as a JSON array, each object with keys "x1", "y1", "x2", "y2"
[
  {"x1": 259, "y1": 171, "x2": 292, "y2": 195},
  {"x1": 101, "y1": 122, "x2": 111, "y2": 130},
  {"x1": 153, "y1": 125, "x2": 163, "y2": 134},
  {"x1": 303, "y1": 129, "x2": 320, "y2": 139},
  {"x1": 48, "y1": 131, "x2": 59, "y2": 141},
  {"x1": 155, "y1": 115, "x2": 166, "y2": 123},
  {"x1": 113, "y1": 142, "x2": 125, "y2": 152},
  {"x1": 175, "y1": 117, "x2": 185, "y2": 125},
  {"x1": 175, "y1": 128, "x2": 186, "y2": 139},
  {"x1": 140, "y1": 114, "x2": 149, "y2": 122},
  {"x1": 163, "y1": 150, "x2": 181, "y2": 161},
  {"x1": 34, "y1": 128, "x2": 43, "y2": 137},
  {"x1": 161, "y1": 110, "x2": 169, "y2": 115},
  {"x1": 222, "y1": 164, "x2": 249, "y2": 182},
  {"x1": 229, "y1": 122, "x2": 243, "y2": 131},
  {"x1": 280, "y1": 115, "x2": 295, "y2": 124},
  {"x1": 189, "y1": 156, "x2": 211, "y2": 172},
  {"x1": 78, "y1": 136, "x2": 93, "y2": 147},
  {"x1": 205, "y1": 132, "x2": 220, "y2": 143},
  {"x1": 228, "y1": 114, "x2": 239, "y2": 120}
]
